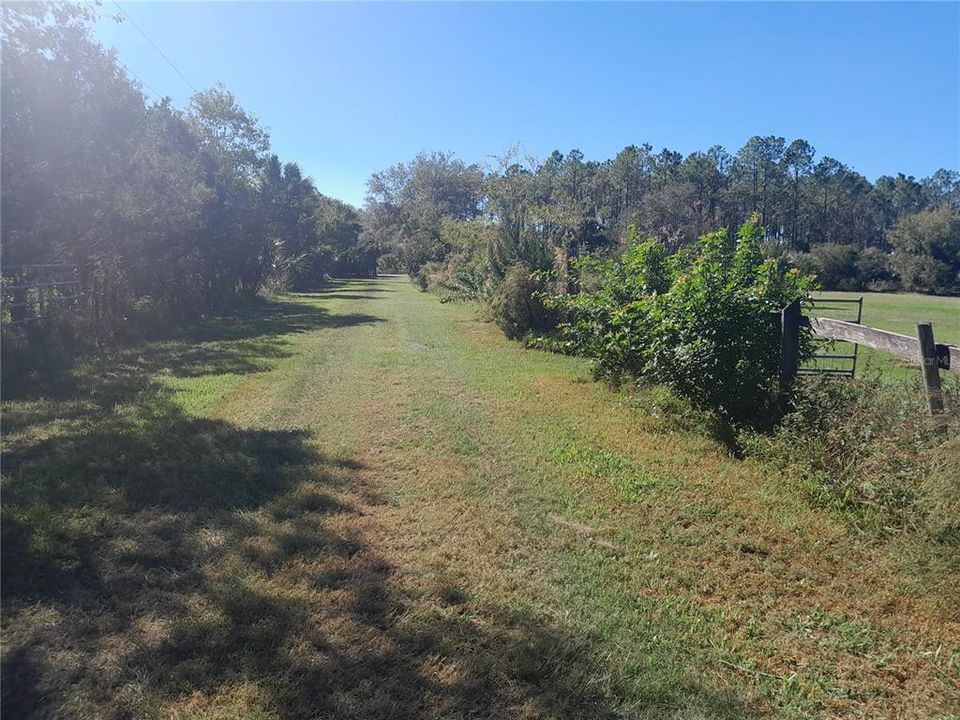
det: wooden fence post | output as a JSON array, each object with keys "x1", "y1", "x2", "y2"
[
  {"x1": 917, "y1": 322, "x2": 944, "y2": 415},
  {"x1": 779, "y1": 298, "x2": 801, "y2": 397}
]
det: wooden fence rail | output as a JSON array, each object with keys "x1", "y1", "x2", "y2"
[{"x1": 780, "y1": 298, "x2": 959, "y2": 414}]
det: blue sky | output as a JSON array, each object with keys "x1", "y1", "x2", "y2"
[{"x1": 95, "y1": 2, "x2": 959, "y2": 208}]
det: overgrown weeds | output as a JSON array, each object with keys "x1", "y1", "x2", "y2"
[{"x1": 741, "y1": 375, "x2": 960, "y2": 543}]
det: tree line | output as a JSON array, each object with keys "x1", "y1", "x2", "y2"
[
  {"x1": 1, "y1": 2, "x2": 375, "y2": 341},
  {"x1": 364, "y1": 145, "x2": 959, "y2": 298}
]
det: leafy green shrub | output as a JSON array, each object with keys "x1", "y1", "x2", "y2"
[
  {"x1": 741, "y1": 376, "x2": 960, "y2": 541},
  {"x1": 436, "y1": 264, "x2": 489, "y2": 303},
  {"x1": 1, "y1": 317, "x2": 88, "y2": 396},
  {"x1": 491, "y1": 262, "x2": 557, "y2": 340},
  {"x1": 807, "y1": 243, "x2": 861, "y2": 290},
  {"x1": 856, "y1": 246, "x2": 898, "y2": 291},
  {"x1": 548, "y1": 217, "x2": 812, "y2": 425},
  {"x1": 793, "y1": 244, "x2": 898, "y2": 292},
  {"x1": 412, "y1": 264, "x2": 435, "y2": 291},
  {"x1": 892, "y1": 252, "x2": 959, "y2": 296}
]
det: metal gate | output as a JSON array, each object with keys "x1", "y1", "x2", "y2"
[
  {"x1": 1, "y1": 264, "x2": 83, "y2": 327},
  {"x1": 799, "y1": 295, "x2": 864, "y2": 378}
]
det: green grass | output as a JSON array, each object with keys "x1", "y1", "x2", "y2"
[
  {"x1": 807, "y1": 290, "x2": 960, "y2": 383},
  {"x1": 2, "y1": 279, "x2": 958, "y2": 719}
]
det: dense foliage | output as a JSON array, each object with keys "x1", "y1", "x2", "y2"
[
  {"x1": 1, "y1": 3, "x2": 375, "y2": 342},
  {"x1": 367, "y1": 146, "x2": 959, "y2": 297},
  {"x1": 887, "y1": 206, "x2": 960, "y2": 294},
  {"x1": 546, "y1": 217, "x2": 812, "y2": 424}
]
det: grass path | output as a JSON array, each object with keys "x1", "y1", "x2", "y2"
[{"x1": 2, "y1": 278, "x2": 958, "y2": 719}]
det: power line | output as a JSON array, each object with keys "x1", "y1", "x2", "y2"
[
  {"x1": 113, "y1": 1, "x2": 198, "y2": 94},
  {"x1": 120, "y1": 62, "x2": 164, "y2": 101}
]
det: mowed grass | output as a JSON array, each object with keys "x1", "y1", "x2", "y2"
[
  {"x1": 2, "y1": 279, "x2": 958, "y2": 719},
  {"x1": 807, "y1": 291, "x2": 960, "y2": 384}
]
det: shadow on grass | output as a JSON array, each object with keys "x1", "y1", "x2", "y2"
[
  {"x1": 308, "y1": 293, "x2": 390, "y2": 301},
  {"x1": 291, "y1": 280, "x2": 397, "y2": 303},
  {"x1": 291, "y1": 278, "x2": 396, "y2": 297},
  {"x1": 2, "y1": 293, "x2": 751, "y2": 719},
  {"x1": 3, "y1": 432, "x2": 748, "y2": 718},
  {"x1": 2, "y1": 295, "x2": 386, "y2": 412},
  {"x1": 311, "y1": 280, "x2": 397, "y2": 293}
]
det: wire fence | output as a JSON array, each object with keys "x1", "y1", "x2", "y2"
[{"x1": 1, "y1": 264, "x2": 83, "y2": 327}]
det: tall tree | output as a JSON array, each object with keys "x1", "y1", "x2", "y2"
[
  {"x1": 783, "y1": 139, "x2": 815, "y2": 248},
  {"x1": 732, "y1": 136, "x2": 786, "y2": 232},
  {"x1": 362, "y1": 151, "x2": 483, "y2": 274}
]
